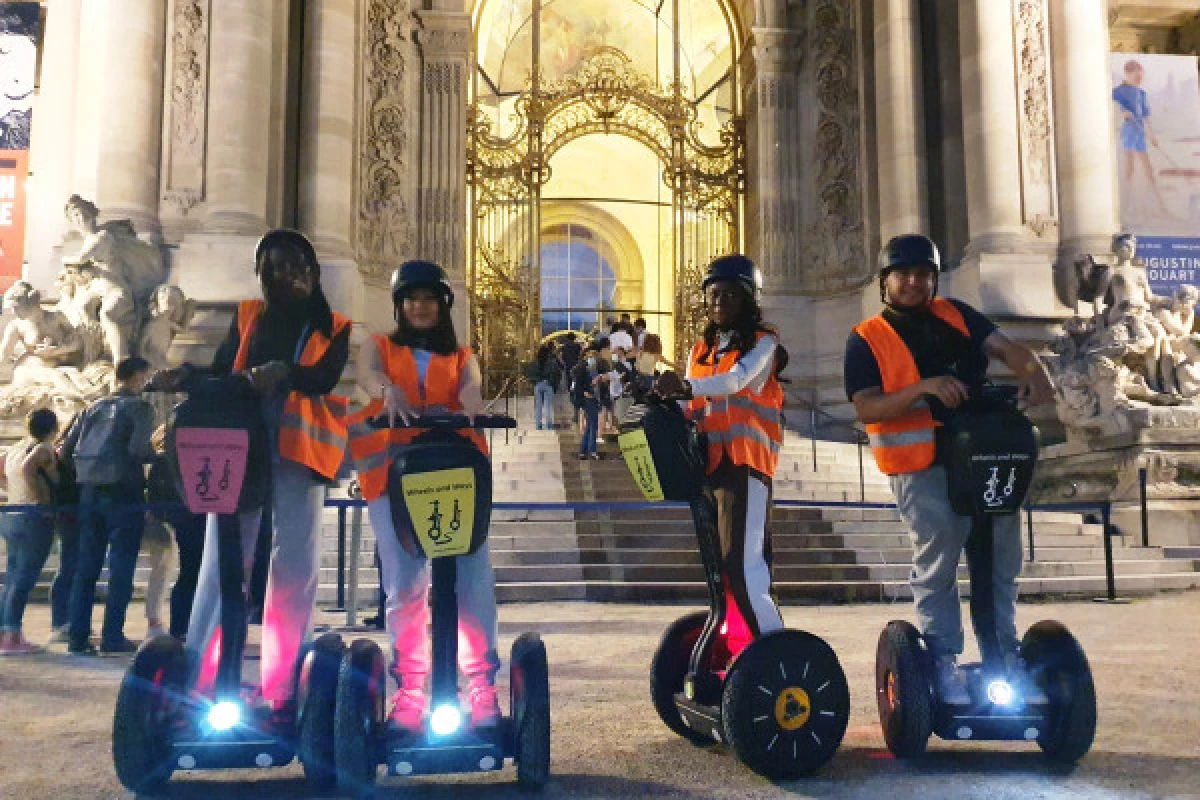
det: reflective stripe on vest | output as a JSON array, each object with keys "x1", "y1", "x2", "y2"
[
  {"x1": 688, "y1": 331, "x2": 784, "y2": 477},
  {"x1": 347, "y1": 338, "x2": 488, "y2": 502},
  {"x1": 232, "y1": 299, "x2": 351, "y2": 480},
  {"x1": 852, "y1": 297, "x2": 969, "y2": 475}
]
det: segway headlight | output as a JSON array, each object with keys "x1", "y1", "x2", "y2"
[
  {"x1": 430, "y1": 704, "x2": 462, "y2": 736},
  {"x1": 207, "y1": 701, "x2": 242, "y2": 731},
  {"x1": 986, "y1": 679, "x2": 1015, "y2": 707}
]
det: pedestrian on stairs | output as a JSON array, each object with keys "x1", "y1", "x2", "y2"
[
  {"x1": 654, "y1": 254, "x2": 789, "y2": 656},
  {"x1": 347, "y1": 259, "x2": 503, "y2": 737},
  {"x1": 843, "y1": 234, "x2": 1056, "y2": 704}
]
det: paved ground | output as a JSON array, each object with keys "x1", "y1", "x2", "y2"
[{"x1": 1, "y1": 593, "x2": 1199, "y2": 799}]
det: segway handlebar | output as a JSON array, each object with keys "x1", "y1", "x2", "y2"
[{"x1": 366, "y1": 413, "x2": 518, "y2": 430}]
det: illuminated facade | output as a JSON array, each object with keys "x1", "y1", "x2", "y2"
[{"x1": 19, "y1": 0, "x2": 1200, "y2": 411}]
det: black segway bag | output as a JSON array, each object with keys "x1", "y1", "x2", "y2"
[
  {"x1": 938, "y1": 389, "x2": 1039, "y2": 517},
  {"x1": 166, "y1": 374, "x2": 270, "y2": 514},
  {"x1": 387, "y1": 430, "x2": 492, "y2": 559},
  {"x1": 618, "y1": 401, "x2": 706, "y2": 502}
]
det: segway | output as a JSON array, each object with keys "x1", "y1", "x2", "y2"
[
  {"x1": 620, "y1": 395, "x2": 850, "y2": 779},
  {"x1": 112, "y1": 375, "x2": 345, "y2": 794},
  {"x1": 876, "y1": 385, "x2": 1097, "y2": 762},
  {"x1": 334, "y1": 414, "x2": 550, "y2": 797}
]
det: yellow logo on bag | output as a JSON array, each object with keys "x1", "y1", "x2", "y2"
[
  {"x1": 618, "y1": 429, "x2": 665, "y2": 501},
  {"x1": 400, "y1": 467, "x2": 476, "y2": 557}
]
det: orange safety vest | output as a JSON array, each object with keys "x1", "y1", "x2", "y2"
[
  {"x1": 688, "y1": 331, "x2": 784, "y2": 477},
  {"x1": 852, "y1": 297, "x2": 970, "y2": 475},
  {"x1": 232, "y1": 299, "x2": 351, "y2": 481},
  {"x1": 347, "y1": 337, "x2": 488, "y2": 502}
]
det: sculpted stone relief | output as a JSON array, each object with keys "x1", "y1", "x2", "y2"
[
  {"x1": 357, "y1": 0, "x2": 417, "y2": 283},
  {"x1": 0, "y1": 197, "x2": 191, "y2": 417},
  {"x1": 1048, "y1": 234, "x2": 1200, "y2": 431}
]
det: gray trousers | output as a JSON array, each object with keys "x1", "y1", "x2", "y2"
[
  {"x1": 185, "y1": 458, "x2": 326, "y2": 709},
  {"x1": 889, "y1": 465, "x2": 1023, "y2": 657},
  {"x1": 367, "y1": 495, "x2": 500, "y2": 687}
]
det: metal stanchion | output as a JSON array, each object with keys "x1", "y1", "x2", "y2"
[
  {"x1": 331, "y1": 504, "x2": 347, "y2": 613},
  {"x1": 1026, "y1": 504, "x2": 1035, "y2": 562},
  {"x1": 347, "y1": 502, "x2": 364, "y2": 628},
  {"x1": 1139, "y1": 467, "x2": 1150, "y2": 548},
  {"x1": 857, "y1": 435, "x2": 865, "y2": 505},
  {"x1": 1095, "y1": 502, "x2": 1129, "y2": 604},
  {"x1": 810, "y1": 406, "x2": 818, "y2": 472}
]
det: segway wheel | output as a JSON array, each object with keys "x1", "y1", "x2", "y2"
[
  {"x1": 1021, "y1": 620, "x2": 1097, "y2": 763},
  {"x1": 721, "y1": 630, "x2": 850, "y2": 780},
  {"x1": 112, "y1": 635, "x2": 188, "y2": 795},
  {"x1": 510, "y1": 632, "x2": 551, "y2": 789},
  {"x1": 335, "y1": 639, "x2": 386, "y2": 797},
  {"x1": 875, "y1": 620, "x2": 934, "y2": 759},
  {"x1": 296, "y1": 633, "x2": 345, "y2": 788},
  {"x1": 649, "y1": 611, "x2": 712, "y2": 744}
]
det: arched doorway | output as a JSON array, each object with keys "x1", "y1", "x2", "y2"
[{"x1": 467, "y1": 0, "x2": 745, "y2": 388}]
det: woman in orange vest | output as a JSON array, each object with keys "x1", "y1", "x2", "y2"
[
  {"x1": 349, "y1": 260, "x2": 500, "y2": 736},
  {"x1": 655, "y1": 254, "x2": 787, "y2": 657},
  {"x1": 153, "y1": 229, "x2": 351, "y2": 731}
]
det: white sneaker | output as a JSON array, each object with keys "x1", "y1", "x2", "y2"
[{"x1": 934, "y1": 655, "x2": 971, "y2": 705}]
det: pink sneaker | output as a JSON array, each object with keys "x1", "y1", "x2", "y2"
[
  {"x1": 388, "y1": 687, "x2": 427, "y2": 734},
  {"x1": 467, "y1": 680, "x2": 501, "y2": 729}
]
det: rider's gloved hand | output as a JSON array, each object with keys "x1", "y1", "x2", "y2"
[
  {"x1": 653, "y1": 370, "x2": 692, "y2": 399},
  {"x1": 382, "y1": 384, "x2": 417, "y2": 426}
]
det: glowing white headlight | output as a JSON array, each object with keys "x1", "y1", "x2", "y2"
[
  {"x1": 986, "y1": 679, "x2": 1015, "y2": 707},
  {"x1": 429, "y1": 704, "x2": 462, "y2": 736},
  {"x1": 207, "y1": 701, "x2": 241, "y2": 731}
]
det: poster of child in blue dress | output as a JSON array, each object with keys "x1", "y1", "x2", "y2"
[{"x1": 1111, "y1": 53, "x2": 1200, "y2": 295}]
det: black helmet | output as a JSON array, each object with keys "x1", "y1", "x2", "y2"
[
  {"x1": 878, "y1": 234, "x2": 940, "y2": 277},
  {"x1": 701, "y1": 253, "x2": 762, "y2": 299},
  {"x1": 391, "y1": 260, "x2": 454, "y2": 308},
  {"x1": 254, "y1": 229, "x2": 319, "y2": 277}
]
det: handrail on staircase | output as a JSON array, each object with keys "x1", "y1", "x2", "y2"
[{"x1": 788, "y1": 391, "x2": 869, "y2": 504}]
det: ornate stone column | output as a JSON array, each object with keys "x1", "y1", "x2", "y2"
[
  {"x1": 297, "y1": 0, "x2": 363, "y2": 323},
  {"x1": 959, "y1": 0, "x2": 1023, "y2": 252},
  {"x1": 955, "y1": 0, "x2": 1061, "y2": 317},
  {"x1": 94, "y1": 0, "x2": 168, "y2": 239},
  {"x1": 25, "y1": 0, "x2": 84, "y2": 289},
  {"x1": 204, "y1": 2, "x2": 274, "y2": 233},
  {"x1": 873, "y1": 0, "x2": 928, "y2": 241},
  {"x1": 414, "y1": 9, "x2": 472, "y2": 333},
  {"x1": 741, "y1": 27, "x2": 803, "y2": 288},
  {"x1": 1049, "y1": 0, "x2": 1118, "y2": 284}
]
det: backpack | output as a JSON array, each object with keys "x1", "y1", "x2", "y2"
[{"x1": 72, "y1": 396, "x2": 143, "y2": 485}]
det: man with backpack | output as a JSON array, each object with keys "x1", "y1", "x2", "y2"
[{"x1": 61, "y1": 356, "x2": 155, "y2": 655}]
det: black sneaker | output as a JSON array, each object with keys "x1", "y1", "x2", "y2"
[
  {"x1": 67, "y1": 641, "x2": 98, "y2": 656},
  {"x1": 99, "y1": 637, "x2": 139, "y2": 655}
]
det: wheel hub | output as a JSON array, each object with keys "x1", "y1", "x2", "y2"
[{"x1": 773, "y1": 686, "x2": 811, "y2": 730}]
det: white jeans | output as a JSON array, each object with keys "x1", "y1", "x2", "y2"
[
  {"x1": 141, "y1": 521, "x2": 176, "y2": 624},
  {"x1": 367, "y1": 495, "x2": 500, "y2": 687},
  {"x1": 185, "y1": 458, "x2": 326, "y2": 709}
]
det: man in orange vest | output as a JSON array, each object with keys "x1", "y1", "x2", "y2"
[
  {"x1": 153, "y1": 229, "x2": 351, "y2": 730},
  {"x1": 656, "y1": 254, "x2": 787, "y2": 658},
  {"x1": 844, "y1": 234, "x2": 1054, "y2": 703}
]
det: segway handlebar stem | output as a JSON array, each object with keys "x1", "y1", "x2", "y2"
[{"x1": 366, "y1": 413, "x2": 517, "y2": 430}]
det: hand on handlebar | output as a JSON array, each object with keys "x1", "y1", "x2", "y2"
[
  {"x1": 1017, "y1": 369, "x2": 1056, "y2": 409},
  {"x1": 382, "y1": 385, "x2": 417, "y2": 426},
  {"x1": 653, "y1": 370, "x2": 691, "y2": 399},
  {"x1": 919, "y1": 375, "x2": 970, "y2": 409}
]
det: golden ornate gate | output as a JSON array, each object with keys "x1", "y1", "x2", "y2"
[{"x1": 467, "y1": 6, "x2": 745, "y2": 390}]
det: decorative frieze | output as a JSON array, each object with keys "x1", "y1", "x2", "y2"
[
  {"x1": 356, "y1": 0, "x2": 417, "y2": 283},
  {"x1": 161, "y1": 0, "x2": 209, "y2": 217},
  {"x1": 1015, "y1": 0, "x2": 1058, "y2": 238}
]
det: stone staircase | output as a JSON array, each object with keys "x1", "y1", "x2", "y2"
[{"x1": 8, "y1": 393, "x2": 1200, "y2": 606}]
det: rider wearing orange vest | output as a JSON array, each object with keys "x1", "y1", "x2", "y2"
[
  {"x1": 844, "y1": 234, "x2": 1055, "y2": 704},
  {"x1": 348, "y1": 260, "x2": 501, "y2": 736},
  {"x1": 153, "y1": 229, "x2": 351, "y2": 727},
  {"x1": 656, "y1": 254, "x2": 787, "y2": 657}
]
